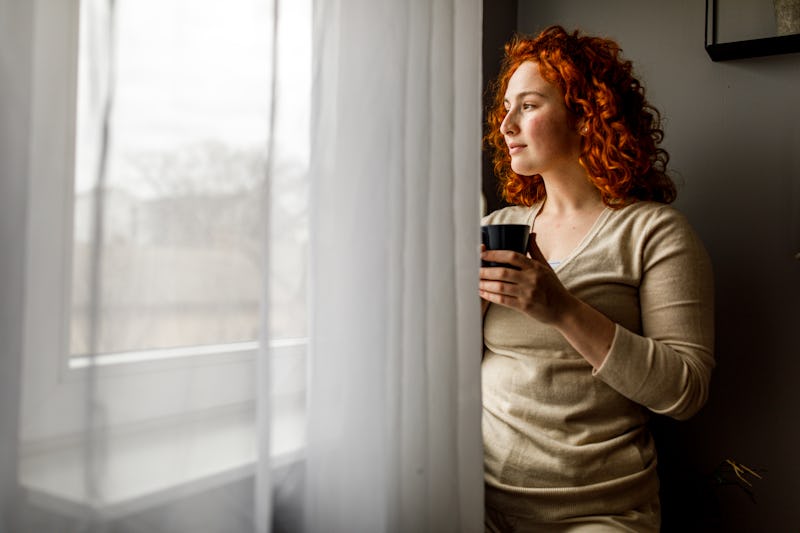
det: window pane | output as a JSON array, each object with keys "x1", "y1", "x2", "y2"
[{"x1": 71, "y1": 0, "x2": 272, "y2": 357}]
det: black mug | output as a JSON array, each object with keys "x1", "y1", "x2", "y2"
[{"x1": 481, "y1": 224, "x2": 530, "y2": 268}]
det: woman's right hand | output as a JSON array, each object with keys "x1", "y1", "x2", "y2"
[
  {"x1": 480, "y1": 235, "x2": 616, "y2": 368},
  {"x1": 479, "y1": 237, "x2": 571, "y2": 325}
]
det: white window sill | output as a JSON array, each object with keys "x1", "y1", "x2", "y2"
[
  {"x1": 67, "y1": 340, "x2": 260, "y2": 369},
  {"x1": 19, "y1": 400, "x2": 305, "y2": 520}
]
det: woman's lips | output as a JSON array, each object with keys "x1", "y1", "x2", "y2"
[{"x1": 508, "y1": 143, "x2": 525, "y2": 154}]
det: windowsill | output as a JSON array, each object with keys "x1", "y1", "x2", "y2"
[
  {"x1": 66, "y1": 337, "x2": 307, "y2": 372},
  {"x1": 67, "y1": 340, "x2": 260, "y2": 369},
  {"x1": 19, "y1": 400, "x2": 305, "y2": 520}
]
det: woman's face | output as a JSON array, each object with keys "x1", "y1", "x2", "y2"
[{"x1": 500, "y1": 61, "x2": 581, "y2": 177}]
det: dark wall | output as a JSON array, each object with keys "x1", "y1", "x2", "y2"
[{"x1": 481, "y1": 0, "x2": 517, "y2": 215}]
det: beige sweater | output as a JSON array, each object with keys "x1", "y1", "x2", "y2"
[{"x1": 481, "y1": 201, "x2": 714, "y2": 524}]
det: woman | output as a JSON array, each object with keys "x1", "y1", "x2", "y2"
[{"x1": 479, "y1": 26, "x2": 714, "y2": 531}]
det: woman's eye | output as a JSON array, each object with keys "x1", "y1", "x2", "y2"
[{"x1": 522, "y1": 103, "x2": 536, "y2": 110}]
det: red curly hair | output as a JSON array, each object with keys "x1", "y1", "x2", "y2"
[{"x1": 485, "y1": 26, "x2": 676, "y2": 207}]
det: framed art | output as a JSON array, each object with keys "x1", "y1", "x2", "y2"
[{"x1": 705, "y1": 0, "x2": 800, "y2": 61}]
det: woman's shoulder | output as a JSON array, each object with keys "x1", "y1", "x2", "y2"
[
  {"x1": 481, "y1": 204, "x2": 538, "y2": 226},
  {"x1": 611, "y1": 201, "x2": 693, "y2": 233},
  {"x1": 610, "y1": 201, "x2": 707, "y2": 256}
]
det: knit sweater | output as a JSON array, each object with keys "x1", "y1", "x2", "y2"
[{"x1": 481, "y1": 201, "x2": 715, "y2": 524}]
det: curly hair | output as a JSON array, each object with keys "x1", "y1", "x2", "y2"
[{"x1": 485, "y1": 26, "x2": 676, "y2": 207}]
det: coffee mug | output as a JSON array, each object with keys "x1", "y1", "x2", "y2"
[{"x1": 481, "y1": 224, "x2": 530, "y2": 268}]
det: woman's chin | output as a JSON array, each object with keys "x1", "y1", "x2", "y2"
[{"x1": 511, "y1": 165, "x2": 537, "y2": 177}]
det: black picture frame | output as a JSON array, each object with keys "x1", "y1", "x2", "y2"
[{"x1": 705, "y1": 0, "x2": 800, "y2": 61}]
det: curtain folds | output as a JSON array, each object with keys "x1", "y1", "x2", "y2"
[
  {"x1": 0, "y1": 0, "x2": 483, "y2": 531},
  {"x1": 305, "y1": 0, "x2": 483, "y2": 531}
]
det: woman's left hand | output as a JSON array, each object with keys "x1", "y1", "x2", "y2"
[{"x1": 479, "y1": 235, "x2": 576, "y2": 326}]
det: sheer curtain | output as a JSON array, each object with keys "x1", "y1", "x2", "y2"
[
  {"x1": 0, "y1": 0, "x2": 483, "y2": 531},
  {"x1": 305, "y1": 0, "x2": 483, "y2": 531}
]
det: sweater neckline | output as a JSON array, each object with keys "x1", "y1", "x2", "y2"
[{"x1": 526, "y1": 202, "x2": 613, "y2": 272}]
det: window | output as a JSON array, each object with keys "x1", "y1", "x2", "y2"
[
  {"x1": 70, "y1": 0, "x2": 271, "y2": 362},
  {"x1": 19, "y1": 0, "x2": 310, "y2": 511}
]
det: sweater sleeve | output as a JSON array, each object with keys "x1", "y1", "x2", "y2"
[{"x1": 593, "y1": 206, "x2": 715, "y2": 421}]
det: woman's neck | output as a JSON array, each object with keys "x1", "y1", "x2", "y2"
[{"x1": 539, "y1": 170, "x2": 604, "y2": 216}]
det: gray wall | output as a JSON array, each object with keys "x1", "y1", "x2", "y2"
[{"x1": 485, "y1": 1, "x2": 800, "y2": 530}]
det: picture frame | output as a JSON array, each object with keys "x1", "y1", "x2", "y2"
[{"x1": 705, "y1": 0, "x2": 800, "y2": 61}]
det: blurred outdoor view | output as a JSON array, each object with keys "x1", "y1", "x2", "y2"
[{"x1": 70, "y1": 0, "x2": 309, "y2": 358}]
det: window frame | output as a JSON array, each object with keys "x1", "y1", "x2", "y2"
[{"x1": 20, "y1": 0, "x2": 267, "y2": 452}]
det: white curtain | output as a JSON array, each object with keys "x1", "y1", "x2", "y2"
[
  {"x1": 305, "y1": 0, "x2": 483, "y2": 531},
  {"x1": 0, "y1": 0, "x2": 483, "y2": 531}
]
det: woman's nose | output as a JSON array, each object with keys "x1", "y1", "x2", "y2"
[{"x1": 500, "y1": 110, "x2": 517, "y2": 136}]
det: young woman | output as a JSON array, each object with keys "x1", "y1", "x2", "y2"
[{"x1": 479, "y1": 26, "x2": 714, "y2": 531}]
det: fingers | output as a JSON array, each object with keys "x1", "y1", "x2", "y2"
[
  {"x1": 480, "y1": 278, "x2": 524, "y2": 298},
  {"x1": 480, "y1": 249, "x2": 531, "y2": 271},
  {"x1": 479, "y1": 284, "x2": 521, "y2": 306}
]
